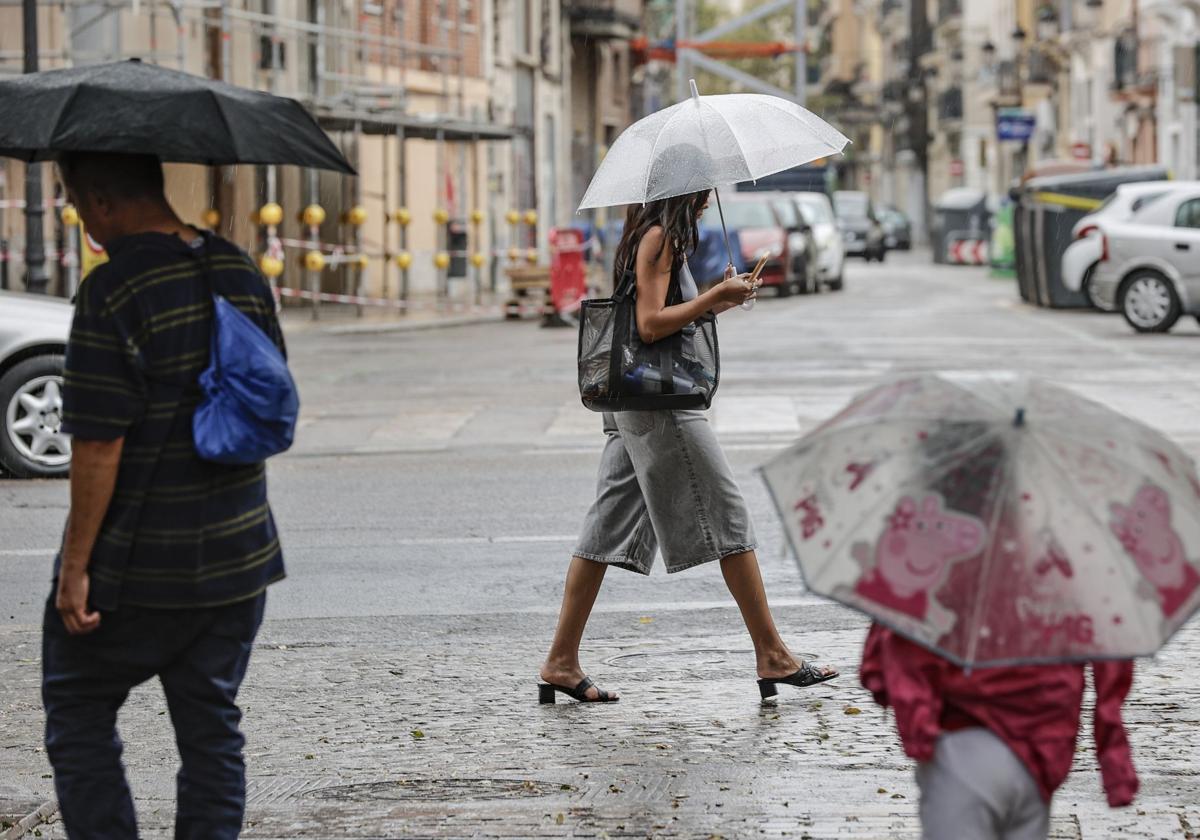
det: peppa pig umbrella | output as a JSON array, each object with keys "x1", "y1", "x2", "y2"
[{"x1": 760, "y1": 373, "x2": 1200, "y2": 667}]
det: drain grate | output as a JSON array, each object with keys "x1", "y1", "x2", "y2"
[{"x1": 303, "y1": 777, "x2": 567, "y2": 803}]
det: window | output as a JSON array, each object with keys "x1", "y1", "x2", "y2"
[{"x1": 1175, "y1": 198, "x2": 1200, "y2": 229}]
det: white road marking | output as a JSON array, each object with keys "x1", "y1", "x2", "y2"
[{"x1": 0, "y1": 548, "x2": 54, "y2": 557}]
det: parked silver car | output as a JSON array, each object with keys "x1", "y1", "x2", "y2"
[
  {"x1": 1060, "y1": 180, "x2": 1176, "y2": 309},
  {"x1": 1091, "y1": 185, "x2": 1200, "y2": 332},
  {"x1": 0, "y1": 290, "x2": 73, "y2": 477}
]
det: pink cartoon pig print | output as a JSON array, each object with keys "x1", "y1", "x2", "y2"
[
  {"x1": 853, "y1": 493, "x2": 986, "y2": 625},
  {"x1": 1110, "y1": 484, "x2": 1200, "y2": 619}
]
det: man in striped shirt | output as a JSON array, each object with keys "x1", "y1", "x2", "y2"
[{"x1": 43, "y1": 151, "x2": 287, "y2": 840}]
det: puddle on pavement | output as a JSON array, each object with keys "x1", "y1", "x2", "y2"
[{"x1": 304, "y1": 778, "x2": 567, "y2": 802}]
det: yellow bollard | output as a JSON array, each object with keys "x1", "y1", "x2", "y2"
[
  {"x1": 259, "y1": 255, "x2": 284, "y2": 278},
  {"x1": 344, "y1": 205, "x2": 368, "y2": 226},
  {"x1": 433, "y1": 208, "x2": 450, "y2": 225},
  {"x1": 525, "y1": 248, "x2": 538, "y2": 264},
  {"x1": 393, "y1": 208, "x2": 412, "y2": 226},
  {"x1": 469, "y1": 209, "x2": 484, "y2": 225},
  {"x1": 301, "y1": 204, "x2": 326, "y2": 227},
  {"x1": 258, "y1": 202, "x2": 284, "y2": 227},
  {"x1": 395, "y1": 251, "x2": 413, "y2": 269},
  {"x1": 201, "y1": 208, "x2": 220, "y2": 229},
  {"x1": 505, "y1": 209, "x2": 520, "y2": 225},
  {"x1": 433, "y1": 252, "x2": 450, "y2": 269},
  {"x1": 470, "y1": 252, "x2": 486, "y2": 268},
  {"x1": 61, "y1": 205, "x2": 80, "y2": 226},
  {"x1": 523, "y1": 209, "x2": 538, "y2": 226},
  {"x1": 303, "y1": 250, "x2": 326, "y2": 271}
]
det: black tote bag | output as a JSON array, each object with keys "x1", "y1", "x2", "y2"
[{"x1": 577, "y1": 260, "x2": 719, "y2": 412}]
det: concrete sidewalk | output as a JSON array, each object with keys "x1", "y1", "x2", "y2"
[{"x1": 2, "y1": 602, "x2": 1197, "y2": 839}]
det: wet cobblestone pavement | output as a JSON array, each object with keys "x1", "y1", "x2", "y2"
[{"x1": 3, "y1": 604, "x2": 1199, "y2": 838}]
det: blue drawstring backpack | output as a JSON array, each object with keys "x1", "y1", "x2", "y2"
[{"x1": 193, "y1": 251, "x2": 299, "y2": 464}]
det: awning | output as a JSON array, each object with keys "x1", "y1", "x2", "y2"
[{"x1": 315, "y1": 109, "x2": 517, "y2": 141}]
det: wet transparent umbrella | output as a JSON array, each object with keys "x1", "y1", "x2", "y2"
[
  {"x1": 578, "y1": 80, "x2": 849, "y2": 265},
  {"x1": 760, "y1": 373, "x2": 1200, "y2": 667}
]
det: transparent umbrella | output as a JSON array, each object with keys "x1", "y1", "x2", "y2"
[
  {"x1": 578, "y1": 80, "x2": 849, "y2": 268},
  {"x1": 760, "y1": 373, "x2": 1200, "y2": 667}
]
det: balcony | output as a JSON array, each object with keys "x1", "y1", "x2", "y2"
[{"x1": 565, "y1": 0, "x2": 642, "y2": 40}]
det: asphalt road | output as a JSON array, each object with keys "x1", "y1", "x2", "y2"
[{"x1": 3, "y1": 251, "x2": 1200, "y2": 837}]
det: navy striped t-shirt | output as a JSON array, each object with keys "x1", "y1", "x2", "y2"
[{"x1": 61, "y1": 230, "x2": 286, "y2": 610}]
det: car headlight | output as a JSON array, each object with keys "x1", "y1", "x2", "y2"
[{"x1": 787, "y1": 232, "x2": 807, "y2": 253}]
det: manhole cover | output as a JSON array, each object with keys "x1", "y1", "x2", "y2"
[
  {"x1": 304, "y1": 778, "x2": 566, "y2": 803},
  {"x1": 604, "y1": 648, "x2": 818, "y2": 670}
]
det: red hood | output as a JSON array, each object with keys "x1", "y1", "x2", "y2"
[{"x1": 737, "y1": 227, "x2": 784, "y2": 259}]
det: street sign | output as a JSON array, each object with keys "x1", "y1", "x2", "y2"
[
  {"x1": 949, "y1": 159, "x2": 964, "y2": 177},
  {"x1": 1070, "y1": 141, "x2": 1093, "y2": 161},
  {"x1": 996, "y1": 109, "x2": 1036, "y2": 142}
]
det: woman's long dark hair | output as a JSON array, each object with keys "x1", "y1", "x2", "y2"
[{"x1": 612, "y1": 190, "x2": 710, "y2": 285}]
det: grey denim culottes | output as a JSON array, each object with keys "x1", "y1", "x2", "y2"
[{"x1": 574, "y1": 410, "x2": 757, "y2": 574}]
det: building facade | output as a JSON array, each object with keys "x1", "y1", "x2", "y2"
[{"x1": 0, "y1": 0, "x2": 645, "y2": 310}]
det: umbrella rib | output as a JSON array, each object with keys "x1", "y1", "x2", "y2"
[
  {"x1": 48, "y1": 84, "x2": 85, "y2": 152},
  {"x1": 961, "y1": 451, "x2": 1013, "y2": 666},
  {"x1": 703, "y1": 101, "x2": 753, "y2": 179},
  {"x1": 1026, "y1": 434, "x2": 1161, "y2": 650},
  {"x1": 642, "y1": 104, "x2": 689, "y2": 202},
  {"x1": 750, "y1": 96, "x2": 852, "y2": 147},
  {"x1": 208, "y1": 89, "x2": 240, "y2": 162}
]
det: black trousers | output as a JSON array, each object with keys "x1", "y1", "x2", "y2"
[{"x1": 42, "y1": 591, "x2": 266, "y2": 840}]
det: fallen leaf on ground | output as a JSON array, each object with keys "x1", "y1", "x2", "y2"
[
  {"x1": 410, "y1": 729, "x2": 425, "y2": 739},
  {"x1": 555, "y1": 813, "x2": 564, "y2": 825},
  {"x1": 843, "y1": 706, "x2": 862, "y2": 715}
]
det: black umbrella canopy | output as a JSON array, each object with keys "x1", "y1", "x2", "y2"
[{"x1": 0, "y1": 59, "x2": 355, "y2": 174}]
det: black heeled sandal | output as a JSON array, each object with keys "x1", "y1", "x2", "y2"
[
  {"x1": 758, "y1": 662, "x2": 839, "y2": 700},
  {"x1": 538, "y1": 676, "x2": 619, "y2": 704}
]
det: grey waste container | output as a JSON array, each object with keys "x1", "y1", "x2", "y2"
[
  {"x1": 1013, "y1": 165, "x2": 1169, "y2": 308},
  {"x1": 931, "y1": 188, "x2": 990, "y2": 264}
]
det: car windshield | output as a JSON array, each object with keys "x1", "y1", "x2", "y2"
[
  {"x1": 834, "y1": 193, "x2": 869, "y2": 219},
  {"x1": 794, "y1": 194, "x2": 834, "y2": 224},
  {"x1": 771, "y1": 199, "x2": 799, "y2": 227},
  {"x1": 719, "y1": 200, "x2": 778, "y2": 229}
]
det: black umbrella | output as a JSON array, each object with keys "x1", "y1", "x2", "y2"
[{"x1": 0, "y1": 59, "x2": 355, "y2": 174}]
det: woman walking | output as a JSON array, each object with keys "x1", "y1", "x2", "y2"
[{"x1": 539, "y1": 189, "x2": 838, "y2": 703}]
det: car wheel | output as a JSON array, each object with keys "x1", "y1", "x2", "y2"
[
  {"x1": 777, "y1": 277, "x2": 794, "y2": 297},
  {"x1": 828, "y1": 272, "x2": 844, "y2": 292},
  {"x1": 0, "y1": 355, "x2": 72, "y2": 479},
  {"x1": 1120, "y1": 272, "x2": 1181, "y2": 333}
]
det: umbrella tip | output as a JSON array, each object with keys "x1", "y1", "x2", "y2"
[
  {"x1": 1014, "y1": 408, "x2": 1026, "y2": 428},
  {"x1": 689, "y1": 79, "x2": 700, "y2": 102}
]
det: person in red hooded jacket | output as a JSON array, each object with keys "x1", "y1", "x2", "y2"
[{"x1": 861, "y1": 624, "x2": 1138, "y2": 840}]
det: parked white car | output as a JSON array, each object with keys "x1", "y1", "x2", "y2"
[
  {"x1": 1090, "y1": 185, "x2": 1200, "y2": 332},
  {"x1": 1061, "y1": 180, "x2": 1177, "y2": 308},
  {"x1": 0, "y1": 290, "x2": 73, "y2": 477},
  {"x1": 791, "y1": 191, "x2": 845, "y2": 290}
]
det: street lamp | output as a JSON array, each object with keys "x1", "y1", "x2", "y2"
[{"x1": 1011, "y1": 26, "x2": 1027, "y2": 45}]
